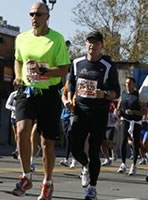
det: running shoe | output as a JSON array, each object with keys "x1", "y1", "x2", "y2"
[
  {"x1": 101, "y1": 158, "x2": 112, "y2": 166},
  {"x1": 117, "y1": 163, "x2": 126, "y2": 173},
  {"x1": 70, "y1": 159, "x2": 76, "y2": 168},
  {"x1": 37, "y1": 182, "x2": 54, "y2": 200},
  {"x1": 81, "y1": 167, "x2": 89, "y2": 187},
  {"x1": 60, "y1": 159, "x2": 69, "y2": 167},
  {"x1": 85, "y1": 185, "x2": 97, "y2": 200},
  {"x1": 138, "y1": 158, "x2": 147, "y2": 165},
  {"x1": 128, "y1": 164, "x2": 136, "y2": 176},
  {"x1": 12, "y1": 176, "x2": 32, "y2": 196}
]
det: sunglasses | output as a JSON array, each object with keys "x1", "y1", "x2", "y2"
[{"x1": 29, "y1": 12, "x2": 48, "y2": 17}]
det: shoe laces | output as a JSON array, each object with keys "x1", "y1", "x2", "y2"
[{"x1": 17, "y1": 177, "x2": 27, "y2": 187}]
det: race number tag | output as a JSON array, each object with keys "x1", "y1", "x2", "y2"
[
  {"x1": 27, "y1": 62, "x2": 49, "y2": 83},
  {"x1": 76, "y1": 78, "x2": 97, "y2": 98}
]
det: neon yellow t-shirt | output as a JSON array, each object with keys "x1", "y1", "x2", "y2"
[{"x1": 15, "y1": 29, "x2": 70, "y2": 89}]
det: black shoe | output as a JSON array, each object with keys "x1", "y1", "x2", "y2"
[{"x1": 12, "y1": 151, "x2": 18, "y2": 160}]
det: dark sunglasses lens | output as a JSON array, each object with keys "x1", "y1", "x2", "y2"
[
  {"x1": 30, "y1": 13, "x2": 34, "y2": 17},
  {"x1": 29, "y1": 13, "x2": 42, "y2": 17}
]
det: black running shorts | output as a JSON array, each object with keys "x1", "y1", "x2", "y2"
[{"x1": 15, "y1": 86, "x2": 61, "y2": 140}]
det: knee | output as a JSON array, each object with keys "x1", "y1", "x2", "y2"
[
  {"x1": 17, "y1": 127, "x2": 29, "y2": 144},
  {"x1": 17, "y1": 125, "x2": 25, "y2": 135},
  {"x1": 17, "y1": 120, "x2": 32, "y2": 139},
  {"x1": 41, "y1": 138, "x2": 54, "y2": 152}
]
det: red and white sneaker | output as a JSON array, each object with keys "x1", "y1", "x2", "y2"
[
  {"x1": 37, "y1": 182, "x2": 54, "y2": 200},
  {"x1": 13, "y1": 176, "x2": 32, "y2": 196}
]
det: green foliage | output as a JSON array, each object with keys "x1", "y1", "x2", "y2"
[{"x1": 70, "y1": 0, "x2": 148, "y2": 63}]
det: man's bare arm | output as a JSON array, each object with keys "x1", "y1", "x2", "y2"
[{"x1": 13, "y1": 59, "x2": 23, "y2": 86}]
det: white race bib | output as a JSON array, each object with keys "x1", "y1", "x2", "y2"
[
  {"x1": 26, "y1": 62, "x2": 49, "y2": 83},
  {"x1": 76, "y1": 78, "x2": 97, "y2": 98}
]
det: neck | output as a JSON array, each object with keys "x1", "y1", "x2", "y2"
[
  {"x1": 33, "y1": 26, "x2": 49, "y2": 36},
  {"x1": 87, "y1": 54, "x2": 102, "y2": 61}
]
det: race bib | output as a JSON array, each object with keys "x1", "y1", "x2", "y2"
[
  {"x1": 27, "y1": 62, "x2": 49, "y2": 83},
  {"x1": 76, "y1": 78, "x2": 97, "y2": 98}
]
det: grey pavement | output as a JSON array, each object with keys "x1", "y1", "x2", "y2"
[{"x1": 0, "y1": 145, "x2": 148, "y2": 200}]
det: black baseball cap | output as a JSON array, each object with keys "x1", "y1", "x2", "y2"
[{"x1": 86, "y1": 31, "x2": 103, "y2": 42}]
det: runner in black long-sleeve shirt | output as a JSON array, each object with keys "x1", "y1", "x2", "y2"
[{"x1": 67, "y1": 31, "x2": 120, "y2": 200}]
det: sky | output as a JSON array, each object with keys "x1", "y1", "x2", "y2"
[{"x1": 0, "y1": 0, "x2": 81, "y2": 40}]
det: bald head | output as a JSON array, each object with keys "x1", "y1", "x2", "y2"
[
  {"x1": 30, "y1": 2, "x2": 49, "y2": 15},
  {"x1": 29, "y1": 2, "x2": 50, "y2": 33}
]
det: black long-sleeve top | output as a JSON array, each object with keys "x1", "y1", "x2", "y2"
[
  {"x1": 120, "y1": 90, "x2": 142, "y2": 121},
  {"x1": 68, "y1": 55, "x2": 120, "y2": 110}
]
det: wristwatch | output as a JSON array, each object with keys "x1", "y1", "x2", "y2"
[{"x1": 39, "y1": 67, "x2": 49, "y2": 75}]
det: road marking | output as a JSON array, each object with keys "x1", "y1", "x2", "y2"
[
  {"x1": 0, "y1": 167, "x2": 118, "y2": 173},
  {"x1": 0, "y1": 167, "x2": 79, "y2": 173},
  {"x1": 0, "y1": 165, "x2": 147, "y2": 173}
]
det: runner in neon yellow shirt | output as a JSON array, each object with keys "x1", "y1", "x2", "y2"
[
  {"x1": 15, "y1": 28, "x2": 70, "y2": 88},
  {"x1": 12, "y1": 2, "x2": 70, "y2": 199}
]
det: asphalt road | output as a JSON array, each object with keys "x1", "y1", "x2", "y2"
[{"x1": 0, "y1": 145, "x2": 148, "y2": 200}]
